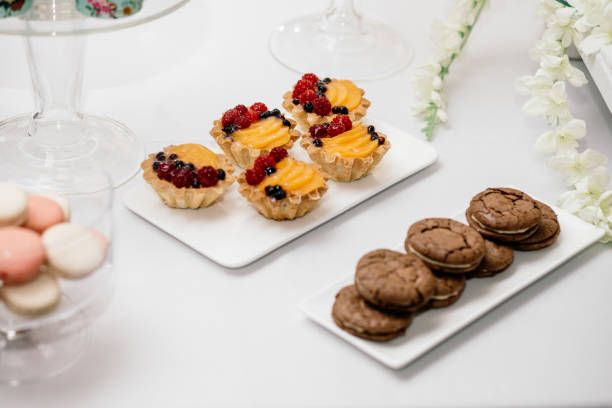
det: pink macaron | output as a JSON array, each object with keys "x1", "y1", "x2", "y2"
[
  {"x1": 0, "y1": 226, "x2": 46, "y2": 285},
  {"x1": 23, "y1": 195, "x2": 67, "y2": 233}
]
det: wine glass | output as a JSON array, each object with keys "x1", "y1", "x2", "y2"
[{"x1": 269, "y1": 0, "x2": 414, "y2": 80}]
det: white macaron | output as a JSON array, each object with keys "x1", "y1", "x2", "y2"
[
  {"x1": 42, "y1": 223, "x2": 107, "y2": 280},
  {"x1": 0, "y1": 183, "x2": 28, "y2": 227}
]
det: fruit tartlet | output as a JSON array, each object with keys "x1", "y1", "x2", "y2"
[
  {"x1": 141, "y1": 143, "x2": 235, "y2": 209},
  {"x1": 282, "y1": 73, "x2": 371, "y2": 131},
  {"x1": 300, "y1": 116, "x2": 390, "y2": 181},
  {"x1": 237, "y1": 147, "x2": 328, "y2": 220},
  {"x1": 210, "y1": 102, "x2": 301, "y2": 169}
]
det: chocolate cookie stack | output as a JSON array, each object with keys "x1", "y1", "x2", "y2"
[{"x1": 332, "y1": 187, "x2": 561, "y2": 342}]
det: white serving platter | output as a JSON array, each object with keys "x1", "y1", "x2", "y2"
[
  {"x1": 123, "y1": 119, "x2": 438, "y2": 268},
  {"x1": 580, "y1": 44, "x2": 612, "y2": 114},
  {"x1": 300, "y1": 200, "x2": 605, "y2": 370}
]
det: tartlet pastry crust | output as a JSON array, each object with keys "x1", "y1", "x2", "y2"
[
  {"x1": 236, "y1": 162, "x2": 329, "y2": 221},
  {"x1": 141, "y1": 146, "x2": 235, "y2": 209},
  {"x1": 209, "y1": 118, "x2": 301, "y2": 169},
  {"x1": 300, "y1": 133, "x2": 390, "y2": 182},
  {"x1": 282, "y1": 85, "x2": 371, "y2": 131}
]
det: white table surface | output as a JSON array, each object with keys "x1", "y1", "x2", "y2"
[{"x1": 1, "y1": 1, "x2": 612, "y2": 406}]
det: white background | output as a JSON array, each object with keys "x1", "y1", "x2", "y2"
[{"x1": 1, "y1": 1, "x2": 612, "y2": 406}]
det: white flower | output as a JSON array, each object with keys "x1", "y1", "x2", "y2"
[
  {"x1": 522, "y1": 80, "x2": 571, "y2": 122},
  {"x1": 536, "y1": 0, "x2": 565, "y2": 19},
  {"x1": 535, "y1": 118, "x2": 587, "y2": 153},
  {"x1": 411, "y1": 63, "x2": 443, "y2": 114},
  {"x1": 540, "y1": 54, "x2": 588, "y2": 86},
  {"x1": 558, "y1": 166, "x2": 611, "y2": 229},
  {"x1": 578, "y1": 3, "x2": 612, "y2": 54},
  {"x1": 573, "y1": 0, "x2": 608, "y2": 32},
  {"x1": 431, "y1": 18, "x2": 464, "y2": 63},
  {"x1": 576, "y1": 165, "x2": 611, "y2": 195},
  {"x1": 544, "y1": 7, "x2": 581, "y2": 48},
  {"x1": 529, "y1": 37, "x2": 564, "y2": 61},
  {"x1": 515, "y1": 69, "x2": 555, "y2": 95},
  {"x1": 449, "y1": 0, "x2": 480, "y2": 25},
  {"x1": 548, "y1": 149, "x2": 608, "y2": 185}
]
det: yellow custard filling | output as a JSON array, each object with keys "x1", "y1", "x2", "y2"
[
  {"x1": 322, "y1": 122, "x2": 378, "y2": 158},
  {"x1": 258, "y1": 157, "x2": 324, "y2": 196},
  {"x1": 231, "y1": 117, "x2": 291, "y2": 149},
  {"x1": 169, "y1": 144, "x2": 219, "y2": 168},
  {"x1": 324, "y1": 79, "x2": 362, "y2": 111}
]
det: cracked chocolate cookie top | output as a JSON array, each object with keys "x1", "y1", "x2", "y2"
[
  {"x1": 332, "y1": 285, "x2": 414, "y2": 336},
  {"x1": 405, "y1": 218, "x2": 485, "y2": 267},
  {"x1": 354, "y1": 249, "x2": 435, "y2": 310},
  {"x1": 468, "y1": 188, "x2": 541, "y2": 231}
]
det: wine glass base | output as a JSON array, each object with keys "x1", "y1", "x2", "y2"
[
  {"x1": 0, "y1": 113, "x2": 143, "y2": 187},
  {"x1": 0, "y1": 324, "x2": 92, "y2": 385},
  {"x1": 269, "y1": 14, "x2": 414, "y2": 80}
]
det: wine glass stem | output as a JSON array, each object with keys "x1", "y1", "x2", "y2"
[
  {"x1": 25, "y1": 34, "x2": 86, "y2": 124},
  {"x1": 323, "y1": 0, "x2": 363, "y2": 35}
]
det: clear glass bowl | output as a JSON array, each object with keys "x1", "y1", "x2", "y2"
[{"x1": 0, "y1": 135, "x2": 114, "y2": 385}]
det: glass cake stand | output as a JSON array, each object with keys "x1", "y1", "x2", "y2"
[
  {"x1": 269, "y1": 0, "x2": 413, "y2": 80},
  {"x1": 0, "y1": 0, "x2": 189, "y2": 187},
  {"x1": 0, "y1": 144, "x2": 114, "y2": 385}
]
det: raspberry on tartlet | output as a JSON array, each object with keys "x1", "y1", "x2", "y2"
[
  {"x1": 141, "y1": 143, "x2": 235, "y2": 209},
  {"x1": 210, "y1": 102, "x2": 301, "y2": 169},
  {"x1": 282, "y1": 73, "x2": 371, "y2": 131},
  {"x1": 300, "y1": 119, "x2": 390, "y2": 182},
  {"x1": 236, "y1": 148, "x2": 329, "y2": 221}
]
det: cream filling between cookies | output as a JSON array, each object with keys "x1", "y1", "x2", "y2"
[
  {"x1": 407, "y1": 245, "x2": 476, "y2": 269},
  {"x1": 470, "y1": 215, "x2": 532, "y2": 235},
  {"x1": 431, "y1": 291, "x2": 459, "y2": 300},
  {"x1": 340, "y1": 321, "x2": 365, "y2": 333}
]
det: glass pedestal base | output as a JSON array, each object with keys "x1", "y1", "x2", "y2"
[
  {"x1": 0, "y1": 324, "x2": 91, "y2": 386},
  {"x1": 0, "y1": 113, "x2": 143, "y2": 187},
  {"x1": 269, "y1": 13, "x2": 414, "y2": 80}
]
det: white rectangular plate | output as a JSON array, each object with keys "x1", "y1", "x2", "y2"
[
  {"x1": 123, "y1": 119, "x2": 438, "y2": 268},
  {"x1": 300, "y1": 200, "x2": 605, "y2": 369}
]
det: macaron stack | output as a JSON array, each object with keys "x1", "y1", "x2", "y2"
[
  {"x1": 0, "y1": 183, "x2": 108, "y2": 317},
  {"x1": 332, "y1": 187, "x2": 561, "y2": 342}
]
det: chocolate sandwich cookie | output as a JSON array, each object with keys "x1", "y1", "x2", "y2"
[
  {"x1": 332, "y1": 285, "x2": 414, "y2": 342},
  {"x1": 354, "y1": 249, "x2": 435, "y2": 312},
  {"x1": 466, "y1": 188, "x2": 541, "y2": 243},
  {"x1": 514, "y1": 201, "x2": 560, "y2": 251},
  {"x1": 405, "y1": 218, "x2": 485, "y2": 274},
  {"x1": 428, "y1": 272, "x2": 466, "y2": 308},
  {"x1": 467, "y1": 239, "x2": 514, "y2": 278}
]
